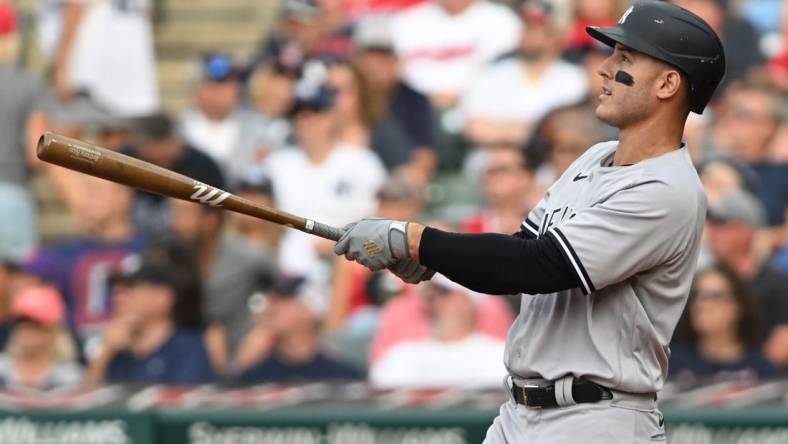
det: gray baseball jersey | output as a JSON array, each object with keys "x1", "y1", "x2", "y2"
[{"x1": 505, "y1": 140, "x2": 706, "y2": 394}]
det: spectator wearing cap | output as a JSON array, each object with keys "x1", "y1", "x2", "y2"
[
  {"x1": 0, "y1": 2, "x2": 52, "y2": 264},
  {"x1": 169, "y1": 185, "x2": 278, "y2": 372},
  {"x1": 460, "y1": 1, "x2": 587, "y2": 151},
  {"x1": 228, "y1": 168, "x2": 283, "y2": 252},
  {"x1": 706, "y1": 190, "x2": 788, "y2": 356},
  {"x1": 235, "y1": 285, "x2": 363, "y2": 384},
  {"x1": 0, "y1": 286, "x2": 83, "y2": 390},
  {"x1": 86, "y1": 253, "x2": 213, "y2": 385},
  {"x1": 179, "y1": 53, "x2": 274, "y2": 186},
  {"x1": 353, "y1": 16, "x2": 437, "y2": 185},
  {"x1": 50, "y1": 0, "x2": 158, "y2": 117},
  {"x1": 22, "y1": 176, "x2": 146, "y2": 352},
  {"x1": 263, "y1": 59, "x2": 386, "y2": 291},
  {"x1": 123, "y1": 113, "x2": 224, "y2": 238},
  {"x1": 670, "y1": 265, "x2": 778, "y2": 382},
  {"x1": 253, "y1": 0, "x2": 354, "y2": 68},
  {"x1": 370, "y1": 274, "x2": 510, "y2": 388},
  {"x1": 390, "y1": 0, "x2": 521, "y2": 110}
]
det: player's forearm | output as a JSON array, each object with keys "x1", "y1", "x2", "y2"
[{"x1": 412, "y1": 226, "x2": 580, "y2": 295}]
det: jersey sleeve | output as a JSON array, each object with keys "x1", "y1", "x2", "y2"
[
  {"x1": 545, "y1": 180, "x2": 697, "y2": 295},
  {"x1": 519, "y1": 196, "x2": 548, "y2": 239}
]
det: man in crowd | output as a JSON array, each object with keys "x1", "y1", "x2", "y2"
[
  {"x1": 461, "y1": 1, "x2": 587, "y2": 149},
  {"x1": 370, "y1": 274, "x2": 507, "y2": 388},
  {"x1": 125, "y1": 113, "x2": 224, "y2": 237},
  {"x1": 390, "y1": 0, "x2": 521, "y2": 110},
  {"x1": 22, "y1": 176, "x2": 145, "y2": 354},
  {"x1": 706, "y1": 190, "x2": 788, "y2": 349},
  {"x1": 180, "y1": 53, "x2": 271, "y2": 186},
  {"x1": 86, "y1": 250, "x2": 213, "y2": 385},
  {"x1": 169, "y1": 195, "x2": 278, "y2": 372}
]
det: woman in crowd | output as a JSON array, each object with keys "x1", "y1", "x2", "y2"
[
  {"x1": 670, "y1": 266, "x2": 779, "y2": 381},
  {"x1": 0, "y1": 286, "x2": 82, "y2": 390}
]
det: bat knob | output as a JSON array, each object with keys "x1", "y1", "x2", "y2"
[{"x1": 37, "y1": 132, "x2": 54, "y2": 160}]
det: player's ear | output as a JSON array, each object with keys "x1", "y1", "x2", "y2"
[{"x1": 655, "y1": 69, "x2": 683, "y2": 101}]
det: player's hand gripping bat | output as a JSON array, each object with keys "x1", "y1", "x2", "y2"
[{"x1": 36, "y1": 132, "x2": 345, "y2": 241}]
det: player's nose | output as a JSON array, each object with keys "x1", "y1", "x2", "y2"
[{"x1": 596, "y1": 55, "x2": 614, "y2": 80}]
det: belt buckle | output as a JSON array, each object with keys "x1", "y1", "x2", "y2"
[{"x1": 519, "y1": 383, "x2": 541, "y2": 409}]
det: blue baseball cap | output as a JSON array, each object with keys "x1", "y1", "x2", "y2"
[{"x1": 203, "y1": 53, "x2": 239, "y2": 82}]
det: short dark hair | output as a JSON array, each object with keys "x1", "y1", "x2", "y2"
[{"x1": 133, "y1": 113, "x2": 175, "y2": 142}]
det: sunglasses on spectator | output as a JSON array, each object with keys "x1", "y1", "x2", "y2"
[
  {"x1": 485, "y1": 165, "x2": 519, "y2": 176},
  {"x1": 731, "y1": 107, "x2": 772, "y2": 123},
  {"x1": 693, "y1": 290, "x2": 732, "y2": 301}
]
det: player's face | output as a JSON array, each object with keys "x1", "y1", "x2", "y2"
[{"x1": 593, "y1": 45, "x2": 660, "y2": 128}]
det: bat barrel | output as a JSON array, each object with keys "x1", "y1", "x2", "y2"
[{"x1": 35, "y1": 132, "x2": 344, "y2": 241}]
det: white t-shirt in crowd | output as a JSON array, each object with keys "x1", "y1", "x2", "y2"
[
  {"x1": 371, "y1": 333, "x2": 507, "y2": 389},
  {"x1": 461, "y1": 58, "x2": 588, "y2": 124},
  {"x1": 264, "y1": 143, "x2": 387, "y2": 279},
  {"x1": 391, "y1": 0, "x2": 521, "y2": 96},
  {"x1": 180, "y1": 110, "x2": 243, "y2": 164},
  {"x1": 67, "y1": 0, "x2": 158, "y2": 116}
]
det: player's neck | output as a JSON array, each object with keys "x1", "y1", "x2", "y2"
[{"x1": 614, "y1": 117, "x2": 685, "y2": 166}]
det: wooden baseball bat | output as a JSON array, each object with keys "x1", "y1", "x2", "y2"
[{"x1": 36, "y1": 132, "x2": 345, "y2": 241}]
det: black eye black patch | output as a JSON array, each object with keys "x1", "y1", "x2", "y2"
[{"x1": 614, "y1": 70, "x2": 634, "y2": 86}]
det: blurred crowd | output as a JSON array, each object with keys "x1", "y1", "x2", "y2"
[{"x1": 0, "y1": 0, "x2": 785, "y2": 391}]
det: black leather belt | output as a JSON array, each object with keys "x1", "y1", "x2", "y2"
[{"x1": 511, "y1": 378, "x2": 613, "y2": 408}]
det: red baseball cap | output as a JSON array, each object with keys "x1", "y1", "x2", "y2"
[
  {"x1": 0, "y1": 3, "x2": 18, "y2": 36},
  {"x1": 12, "y1": 286, "x2": 65, "y2": 326}
]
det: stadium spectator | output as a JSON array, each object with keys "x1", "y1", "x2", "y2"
[
  {"x1": 673, "y1": 0, "x2": 764, "y2": 86},
  {"x1": 179, "y1": 53, "x2": 271, "y2": 185},
  {"x1": 329, "y1": 177, "x2": 425, "y2": 333},
  {"x1": 86, "y1": 252, "x2": 213, "y2": 385},
  {"x1": 390, "y1": 0, "x2": 521, "y2": 109},
  {"x1": 710, "y1": 83, "x2": 787, "y2": 227},
  {"x1": 50, "y1": 0, "x2": 158, "y2": 117},
  {"x1": 169, "y1": 196, "x2": 278, "y2": 369},
  {"x1": 528, "y1": 106, "x2": 605, "y2": 196},
  {"x1": 227, "y1": 168, "x2": 283, "y2": 252},
  {"x1": 236, "y1": 291, "x2": 363, "y2": 384},
  {"x1": 0, "y1": 2, "x2": 50, "y2": 263},
  {"x1": 670, "y1": 266, "x2": 778, "y2": 381},
  {"x1": 263, "y1": 61, "x2": 386, "y2": 287},
  {"x1": 21, "y1": 176, "x2": 145, "y2": 351},
  {"x1": 370, "y1": 274, "x2": 508, "y2": 388},
  {"x1": 246, "y1": 63, "x2": 298, "y2": 155},
  {"x1": 461, "y1": 1, "x2": 587, "y2": 149},
  {"x1": 706, "y1": 190, "x2": 788, "y2": 345},
  {"x1": 461, "y1": 146, "x2": 534, "y2": 235},
  {"x1": 353, "y1": 16, "x2": 437, "y2": 184},
  {"x1": 124, "y1": 113, "x2": 224, "y2": 238},
  {"x1": 253, "y1": 0, "x2": 354, "y2": 68},
  {"x1": 0, "y1": 286, "x2": 82, "y2": 390}
]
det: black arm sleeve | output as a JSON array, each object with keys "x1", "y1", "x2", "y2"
[{"x1": 418, "y1": 227, "x2": 581, "y2": 295}]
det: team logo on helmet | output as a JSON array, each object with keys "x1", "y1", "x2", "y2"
[{"x1": 618, "y1": 6, "x2": 634, "y2": 24}]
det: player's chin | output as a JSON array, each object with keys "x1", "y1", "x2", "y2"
[{"x1": 594, "y1": 103, "x2": 618, "y2": 125}]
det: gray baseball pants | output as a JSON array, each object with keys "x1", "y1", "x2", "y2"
[{"x1": 483, "y1": 378, "x2": 666, "y2": 443}]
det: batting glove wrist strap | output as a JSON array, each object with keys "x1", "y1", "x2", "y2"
[{"x1": 388, "y1": 221, "x2": 409, "y2": 260}]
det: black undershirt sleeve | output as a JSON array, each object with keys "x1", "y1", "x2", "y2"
[{"x1": 418, "y1": 227, "x2": 581, "y2": 295}]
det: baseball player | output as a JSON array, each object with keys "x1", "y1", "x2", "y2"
[{"x1": 335, "y1": 1, "x2": 725, "y2": 442}]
